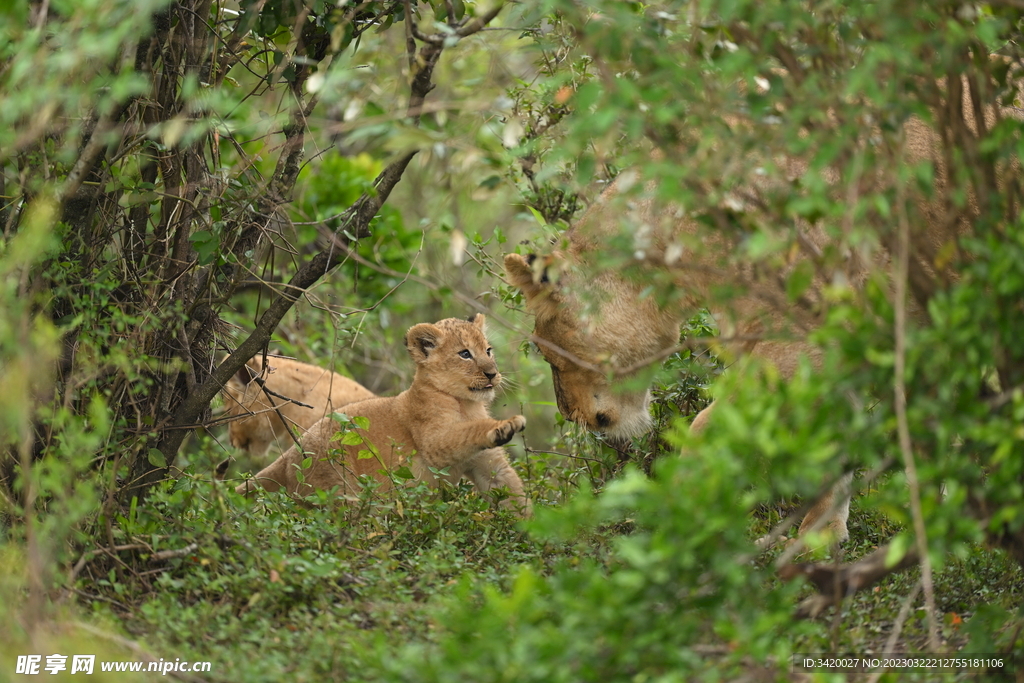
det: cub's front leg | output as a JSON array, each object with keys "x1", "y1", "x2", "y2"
[
  {"x1": 417, "y1": 415, "x2": 527, "y2": 472},
  {"x1": 488, "y1": 415, "x2": 526, "y2": 447}
]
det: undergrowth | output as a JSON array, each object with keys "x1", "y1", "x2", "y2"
[{"x1": 7, "y1": 435, "x2": 1011, "y2": 682}]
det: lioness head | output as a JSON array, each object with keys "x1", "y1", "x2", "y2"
[
  {"x1": 505, "y1": 253, "x2": 681, "y2": 440},
  {"x1": 405, "y1": 314, "x2": 502, "y2": 402}
]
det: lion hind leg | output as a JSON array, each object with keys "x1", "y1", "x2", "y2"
[
  {"x1": 689, "y1": 399, "x2": 717, "y2": 434},
  {"x1": 232, "y1": 420, "x2": 335, "y2": 497},
  {"x1": 796, "y1": 471, "x2": 853, "y2": 544},
  {"x1": 465, "y1": 448, "x2": 532, "y2": 517},
  {"x1": 690, "y1": 399, "x2": 853, "y2": 548},
  {"x1": 235, "y1": 455, "x2": 290, "y2": 497}
]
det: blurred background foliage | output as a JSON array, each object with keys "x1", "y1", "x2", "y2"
[{"x1": 0, "y1": 0, "x2": 1022, "y2": 680}]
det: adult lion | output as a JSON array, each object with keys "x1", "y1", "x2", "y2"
[{"x1": 503, "y1": 79, "x2": 1002, "y2": 542}]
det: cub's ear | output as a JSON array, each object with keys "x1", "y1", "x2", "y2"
[
  {"x1": 406, "y1": 323, "x2": 443, "y2": 363},
  {"x1": 467, "y1": 312, "x2": 487, "y2": 332}
]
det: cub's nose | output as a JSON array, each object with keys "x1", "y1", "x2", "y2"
[
  {"x1": 595, "y1": 412, "x2": 612, "y2": 429},
  {"x1": 484, "y1": 371, "x2": 497, "y2": 381}
]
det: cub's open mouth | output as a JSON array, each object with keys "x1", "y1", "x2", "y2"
[{"x1": 469, "y1": 384, "x2": 495, "y2": 392}]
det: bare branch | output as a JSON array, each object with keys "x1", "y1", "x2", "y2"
[
  {"x1": 779, "y1": 543, "x2": 920, "y2": 619},
  {"x1": 985, "y1": 383, "x2": 1024, "y2": 411},
  {"x1": 455, "y1": 3, "x2": 506, "y2": 37},
  {"x1": 249, "y1": 378, "x2": 314, "y2": 410},
  {"x1": 150, "y1": 542, "x2": 200, "y2": 562},
  {"x1": 60, "y1": 106, "x2": 122, "y2": 202}
]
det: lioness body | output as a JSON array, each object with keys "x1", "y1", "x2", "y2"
[
  {"x1": 223, "y1": 355, "x2": 375, "y2": 458},
  {"x1": 237, "y1": 316, "x2": 529, "y2": 514}
]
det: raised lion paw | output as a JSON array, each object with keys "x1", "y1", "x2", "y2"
[{"x1": 489, "y1": 415, "x2": 526, "y2": 446}]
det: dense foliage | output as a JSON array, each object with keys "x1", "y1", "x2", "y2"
[{"x1": 1, "y1": 0, "x2": 1022, "y2": 681}]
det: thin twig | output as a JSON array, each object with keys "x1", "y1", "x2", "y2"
[
  {"x1": 65, "y1": 543, "x2": 151, "y2": 589},
  {"x1": 67, "y1": 588, "x2": 132, "y2": 612},
  {"x1": 524, "y1": 447, "x2": 608, "y2": 466},
  {"x1": 895, "y1": 134, "x2": 940, "y2": 651},
  {"x1": 150, "y1": 542, "x2": 200, "y2": 562},
  {"x1": 248, "y1": 376, "x2": 314, "y2": 409},
  {"x1": 984, "y1": 383, "x2": 1024, "y2": 410},
  {"x1": 252, "y1": 374, "x2": 306, "y2": 453}
]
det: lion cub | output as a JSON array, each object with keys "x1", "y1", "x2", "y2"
[
  {"x1": 223, "y1": 354, "x2": 375, "y2": 458},
  {"x1": 236, "y1": 315, "x2": 529, "y2": 514}
]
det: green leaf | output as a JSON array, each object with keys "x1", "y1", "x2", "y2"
[
  {"x1": 338, "y1": 430, "x2": 364, "y2": 446},
  {"x1": 526, "y1": 205, "x2": 548, "y2": 227},
  {"x1": 0, "y1": 0, "x2": 28, "y2": 22},
  {"x1": 353, "y1": 416, "x2": 371, "y2": 430},
  {"x1": 575, "y1": 82, "x2": 601, "y2": 111},
  {"x1": 148, "y1": 448, "x2": 167, "y2": 468},
  {"x1": 885, "y1": 534, "x2": 911, "y2": 568},
  {"x1": 189, "y1": 230, "x2": 219, "y2": 265},
  {"x1": 786, "y1": 260, "x2": 814, "y2": 302}
]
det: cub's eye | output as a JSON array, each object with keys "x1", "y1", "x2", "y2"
[
  {"x1": 486, "y1": 347, "x2": 493, "y2": 357},
  {"x1": 458, "y1": 350, "x2": 472, "y2": 359}
]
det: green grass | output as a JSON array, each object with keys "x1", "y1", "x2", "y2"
[{"x1": 1, "y1": 469, "x2": 1001, "y2": 682}]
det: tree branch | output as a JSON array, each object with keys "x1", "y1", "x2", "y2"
[
  {"x1": 126, "y1": 5, "x2": 506, "y2": 502},
  {"x1": 779, "y1": 543, "x2": 920, "y2": 619}
]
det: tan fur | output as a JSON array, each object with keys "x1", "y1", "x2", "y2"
[
  {"x1": 504, "y1": 87, "x2": 1011, "y2": 543},
  {"x1": 223, "y1": 355, "x2": 375, "y2": 458},
  {"x1": 236, "y1": 316, "x2": 530, "y2": 516}
]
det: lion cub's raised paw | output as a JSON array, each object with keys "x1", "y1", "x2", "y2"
[{"x1": 490, "y1": 415, "x2": 526, "y2": 446}]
